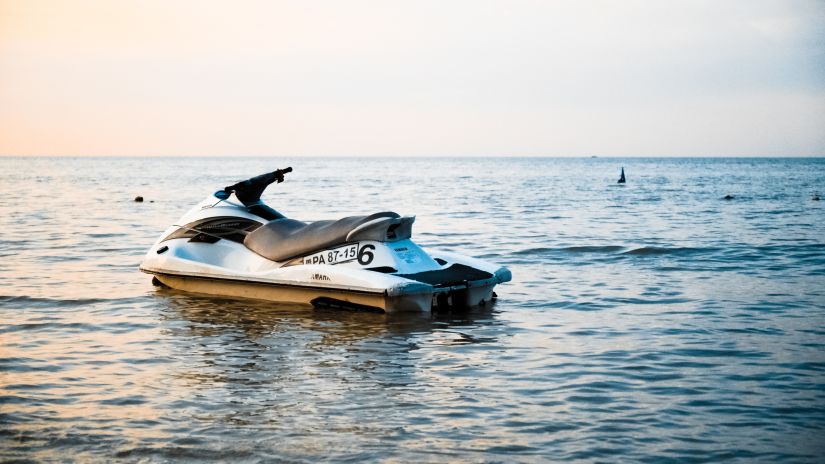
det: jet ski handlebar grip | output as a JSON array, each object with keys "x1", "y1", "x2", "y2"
[{"x1": 224, "y1": 168, "x2": 292, "y2": 205}]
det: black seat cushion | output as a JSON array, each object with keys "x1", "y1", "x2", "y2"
[{"x1": 244, "y1": 212, "x2": 399, "y2": 262}]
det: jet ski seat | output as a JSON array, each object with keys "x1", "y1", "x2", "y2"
[{"x1": 244, "y1": 211, "x2": 403, "y2": 262}]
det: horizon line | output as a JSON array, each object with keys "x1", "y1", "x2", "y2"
[{"x1": 2, "y1": 154, "x2": 824, "y2": 158}]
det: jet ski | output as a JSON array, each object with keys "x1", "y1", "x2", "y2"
[{"x1": 139, "y1": 168, "x2": 511, "y2": 313}]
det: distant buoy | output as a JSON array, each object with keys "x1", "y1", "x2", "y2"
[
  {"x1": 723, "y1": 194, "x2": 734, "y2": 200},
  {"x1": 134, "y1": 196, "x2": 144, "y2": 202},
  {"x1": 813, "y1": 192, "x2": 821, "y2": 201},
  {"x1": 617, "y1": 167, "x2": 626, "y2": 184}
]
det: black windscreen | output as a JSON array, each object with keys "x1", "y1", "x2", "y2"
[{"x1": 162, "y1": 217, "x2": 262, "y2": 244}]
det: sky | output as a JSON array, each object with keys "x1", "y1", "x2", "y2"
[{"x1": 1, "y1": 0, "x2": 824, "y2": 157}]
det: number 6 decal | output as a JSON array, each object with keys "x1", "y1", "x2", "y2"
[{"x1": 358, "y1": 244, "x2": 375, "y2": 265}]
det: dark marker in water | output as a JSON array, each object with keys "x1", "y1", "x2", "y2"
[
  {"x1": 134, "y1": 196, "x2": 144, "y2": 202},
  {"x1": 723, "y1": 194, "x2": 734, "y2": 200},
  {"x1": 617, "y1": 167, "x2": 626, "y2": 184}
]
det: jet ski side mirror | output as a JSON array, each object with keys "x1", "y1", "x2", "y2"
[{"x1": 214, "y1": 190, "x2": 231, "y2": 200}]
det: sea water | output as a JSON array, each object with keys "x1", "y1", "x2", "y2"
[{"x1": 1, "y1": 157, "x2": 824, "y2": 462}]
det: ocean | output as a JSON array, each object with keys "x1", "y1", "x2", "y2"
[{"x1": 1, "y1": 156, "x2": 824, "y2": 462}]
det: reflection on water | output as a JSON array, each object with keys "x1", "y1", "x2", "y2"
[
  {"x1": 155, "y1": 296, "x2": 510, "y2": 461},
  {"x1": 2, "y1": 157, "x2": 825, "y2": 461},
  {"x1": 159, "y1": 292, "x2": 501, "y2": 392},
  {"x1": 2, "y1": 289, "x2": 508, "y2": 461}
]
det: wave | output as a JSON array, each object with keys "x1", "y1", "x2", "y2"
[
  {"x1": 562, "y1": 245, "x2": 626, "y2": 253},
  {"x1": 0, "y1": 295, "x2": 113, "y2": 309},
  {"x1": 623, "y1": 246, "x2": 719, "y2": 256},
  {"x1": 514, "y1": 245, "x2": 625, "y2": 255},
  {"x1": 602, "y1": 296, "x2": 694, "y2": 305},
  {"x1": 514, "y1": 245, "x2": 722, "y2": 257},
  {"x1": 509, "y1": 243, "x2": 825, "y2": 270}
]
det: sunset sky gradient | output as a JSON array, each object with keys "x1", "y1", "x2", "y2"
[{"x1": 1, "y1": 0, "x2": 824, "y2": 156}]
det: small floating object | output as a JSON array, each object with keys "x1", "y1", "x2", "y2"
[
  {"x1": 617, "y1": 167, "x2": 626, "y2": 184},
  {"x1": 813, "y1": 192, "x2": 821, "y2": 201},
  {"x1": 134, "y1": 196, "x2": 144, "y2": 202},
  {"x1": 723, "y1": 194, "x2": 734, "y2": 200}
]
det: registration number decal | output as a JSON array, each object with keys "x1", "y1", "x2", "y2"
[{"x1": 303, "y1": 244, "x2": 359, "y2": 265}]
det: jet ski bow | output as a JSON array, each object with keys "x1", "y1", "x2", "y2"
[{"x1": 139, "y1": 168, "x2": 511, "y2": 313}]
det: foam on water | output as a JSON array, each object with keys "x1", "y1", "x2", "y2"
[{"x1": 1, "y1": 157, "x2": 824, "y2": 462}]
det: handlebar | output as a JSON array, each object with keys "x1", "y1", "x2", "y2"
[{"x1": 222, "y1": 167, "x2": 293, "y2": 206}]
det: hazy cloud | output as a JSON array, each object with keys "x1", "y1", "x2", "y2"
[{"x1": 1, "y1": 0, "x2": 823, "y2": 156}]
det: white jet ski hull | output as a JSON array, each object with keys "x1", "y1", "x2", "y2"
[
  {"x1": 140, "y1": 171, "x2": 511, "y2": 313},
  {"x1": 141, "y1": 237, "x2": 510, "y2": 313}
]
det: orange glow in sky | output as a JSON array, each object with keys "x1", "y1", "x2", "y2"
[{"x1": 2, "y1": 0, "x2": 824, "y2": 156}]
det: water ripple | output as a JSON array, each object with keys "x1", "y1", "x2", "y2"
[{"x1": 2, "y1": 157, "x2": 825, "y2": 462}]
